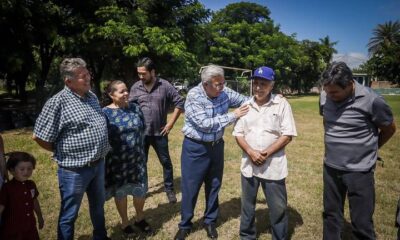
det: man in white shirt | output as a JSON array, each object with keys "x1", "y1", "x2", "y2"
[{"x1": 233, "y1": 66, "x2": 297, "y2": 240}]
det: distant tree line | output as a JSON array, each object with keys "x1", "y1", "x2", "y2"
[{"x1": 5, "y1": 0, "x2": 392, "y2": 105}]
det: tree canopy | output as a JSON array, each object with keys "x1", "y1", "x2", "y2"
[
  {"x1": 0, "y1": 1, "x2": 341, "y2": 103},
  {"x1": 366, "y1": 20, "x2": 400, "y2": 84}
]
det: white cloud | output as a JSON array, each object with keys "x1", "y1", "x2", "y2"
[{"x1": 333, "y1": 52, "x2": 369, "y2": 69}]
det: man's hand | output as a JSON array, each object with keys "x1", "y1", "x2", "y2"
[
  {"x1": 160, "y1": 123, "x2": 173, "y2": 136},
  {"x1": 248, "y1": 149, "x2": 266, "y2": 166},
  {"x1": 233, "y1": 104, "x2": 250, "y2": 118},
  {"x1": 260, "y1": 149, "x2": 269, "y2": 159}
]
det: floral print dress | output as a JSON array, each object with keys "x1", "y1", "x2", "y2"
[{"x1": 103, "y1": 102, "x2": 147, "y2": 199}]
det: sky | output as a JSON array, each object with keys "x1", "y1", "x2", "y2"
[{"x1": 199, "y1": 0, "x2": 400, "y2": 68}]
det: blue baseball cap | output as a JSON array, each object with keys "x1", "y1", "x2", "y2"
[{"x1": 251, "y1": 66, "x2": 275, "y2": 81}]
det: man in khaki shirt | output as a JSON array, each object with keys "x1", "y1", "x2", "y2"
[{"x1": 233, "y1": 66, "x2": 297, "y2": 240}]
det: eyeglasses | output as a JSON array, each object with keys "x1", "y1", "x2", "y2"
[{"x1": 209, "y1": 82, "x2": 225, "y2": 89}]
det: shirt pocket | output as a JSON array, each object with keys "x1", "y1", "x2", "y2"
[{"x1": 262, "y1": 113, "x2": 280, "y2": 134}]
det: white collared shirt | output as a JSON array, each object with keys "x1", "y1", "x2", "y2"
[{"x1": 232, "y1": 95, "x2": 297, "y2": 180}]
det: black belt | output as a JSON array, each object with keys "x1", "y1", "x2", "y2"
[
  {"x1": 85, "y1": 158, "x2": 103, "y2": 167},
  {"x1": 186, "y1": 137, "x2": 223, "y2": 147},
  {"x1": 61, "y1": 157, "x2": 103, "y2": 169}
]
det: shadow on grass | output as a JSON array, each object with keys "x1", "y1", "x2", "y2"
[
  {"x1": 104, "y1": 177, "x2": 183, "y2": 240},
  {"x1": 187, "y1": 197, "x2": 241, "y2": 235},
  {"x1": 146, "y1": 176, "x2": 182, "y2": 199},
  {"x1": 188, "y1": 197, "x2": 303, "y2": 239},
  {"x1": 104, "y1": 199, "x2": 181, "y2": 240},
  {"x1": 254, "y1": 205, "x2": 303, "y2": 239}
]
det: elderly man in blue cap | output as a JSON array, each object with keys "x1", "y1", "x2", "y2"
[{"x1": 233, "y1": 66, "x2": 297, "y2": 240}]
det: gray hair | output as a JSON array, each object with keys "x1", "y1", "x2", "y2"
[
  {"x1": 201, "y1": 65, "x2": 224, "y2": 84},
  {"x1": 60, "y1": 58, "x2": 87, "y2": 81}
]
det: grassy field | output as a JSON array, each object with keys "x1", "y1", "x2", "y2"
[{"x1": 2, "y1": 95, "x2": 399, "y2": 239}]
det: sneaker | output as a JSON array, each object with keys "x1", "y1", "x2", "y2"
[{"x1": 166, "y1": 191, "x2": 177, "y2": 203}]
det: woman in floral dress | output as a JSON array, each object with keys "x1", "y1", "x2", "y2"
[{"x1": 102, "y1": 80, "x2": 152, "y2": 235}]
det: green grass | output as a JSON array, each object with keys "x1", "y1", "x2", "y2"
[{"x1": 2, "y1": 95, "x2": 400, "y2": 239}]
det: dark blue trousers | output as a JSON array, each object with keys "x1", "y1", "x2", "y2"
[
  {"x1": 144, "y1": 135, "x2": 174, "y2": 192},
  {"x1": 178, "y1": 137, "x2": 224, "y2": 229},
  {"x1": 323, "y1": 164, "x2": 376, "y2": 240}
]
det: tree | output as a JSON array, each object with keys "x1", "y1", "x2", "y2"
[
  {"x1": 208, "y1": 2, "x2": 276, "y2": 68},
  {"x1": 367, "y1": 21, "x2": 400, "y2": 84},
  {"x1": 86, "y1": 0, "x2": 209, "y2": 86},
  {"x1": 368, "y1": 20, "x2": 400, "y2": 55},
  {"x1": 207, "y1": 2, "x2": 326, "y2": 93},
  {"x1": 319, "y1": 35, "x2": 338, "y2": 66}
]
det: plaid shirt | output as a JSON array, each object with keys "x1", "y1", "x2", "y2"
[
  {"x1": 34, "y1": 87, "x2": 110, "y2": 167},
  {"x1": 182, "y1": 83, "x2": 249, "y2": 142},
  {"x1": 129, "y1": 77, "x2": 184, "y2": 136}
]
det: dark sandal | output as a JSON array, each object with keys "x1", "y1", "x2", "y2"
[
  {"x1": 134, "y1": 219, "x2": 153, "y2": 234},
  {"x1": 122, "y1": 225, "x2": 136, "y2": 235}
]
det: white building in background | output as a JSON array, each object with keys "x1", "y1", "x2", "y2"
[{"x1": 353, "y1": 73, "x2": 370, "y2": 86}]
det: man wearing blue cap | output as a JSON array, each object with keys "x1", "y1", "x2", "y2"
[{"x1": 233, "y1": 66, "x2": 297, "y2": 240}]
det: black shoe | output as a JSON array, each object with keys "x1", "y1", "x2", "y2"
[
  {"x1": 134, "y1": 219, "x2": 153, "y2": 234},
  {"x1": 166, "y1": 191, "x2": 177, "y2": 203},
  {"x1": 122, "y1": 225, "x2": 136, "y2": 236},
  {"x1": 203, "y1": 224, "x2": 218, "y2": 239},
  {"x1": 174, "y1": 228, "x2": 191, "y2": 240}
]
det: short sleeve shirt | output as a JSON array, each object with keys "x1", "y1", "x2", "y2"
[
  {"x1": 233, "y1": 95, "x2": 297, "y2": 180},
  {"x1": 320, "y1": 81, "x2": 394, "y2": 171},
  {"x1": 34, "y1": 87, "x2": 110, "y2": 167}
]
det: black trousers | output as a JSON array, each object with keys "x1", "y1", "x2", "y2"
[{"x1": 323, "y1": 164, "x2": 376, "y2": 240}]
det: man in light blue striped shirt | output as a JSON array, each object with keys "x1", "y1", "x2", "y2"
[
  {"x1": 175, "y1": 65, "x2": 249, "y2": 240},
  {"x1": 33, "y1": 58, "x2": 110, "y2": 240}
]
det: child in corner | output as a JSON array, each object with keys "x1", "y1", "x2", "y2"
[{"x1": 0, "y1": 151, "x2": 44, "y2": 240}]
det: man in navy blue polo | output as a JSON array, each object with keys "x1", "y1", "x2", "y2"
[
  {"x1": 320, "y1": 62, "x2": 396, "y2": 240},
  {"x1": 174, "y1": 65, "x2": 249, "y2": 240}
]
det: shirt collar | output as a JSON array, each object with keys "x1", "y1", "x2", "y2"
[
  {"x1": 248, "y1": 94, "x2": 279, "y2": 108},
  {"x1": 64, "y1": 86, "x2": 92, "y2": 99},
  {"x1": 353, "y1": 80, "x2": 366, "y2": 98},
  {"x1": 138, "y1": 77, "x2": 160, "y2": 92}
]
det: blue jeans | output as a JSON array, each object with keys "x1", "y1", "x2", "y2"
[
  {"x1": 240, "y1": 175, "x2": 288, "y2": 240},
  {"x1": 57, "y1": 159, "x2": 107, "y2": 240},
  {"x1": 323, "y1": 164, "x2": 376, "y2": 240},
  {"x1": 144, "y1": 135, "x2": 174, "y2": 192},
  {"x1": 179, "y1": 137, "x2": 224, "y2": 229}
]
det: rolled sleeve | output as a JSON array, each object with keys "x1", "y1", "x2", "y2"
[
  {"x1": 34, "y1": 97, "x2": 61, "y2": 142},
  {"x1": 185, "y1": 98, "x2": 235, "y2": 133},
  {"x1": 371, "y1": 96, "x2": 394, "y2": 126},
  {"x1": 168, "y1": 84, "x2": 185, "y2": 110},
  {"x1": 280, "y1": 99, "x2": 298, "y2": 137},
  {"x1": 232, "y1": 116, "x2": 245, "y2": 137}
]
